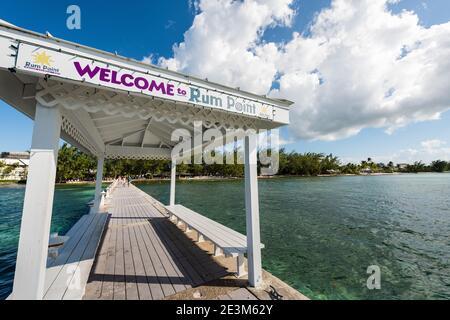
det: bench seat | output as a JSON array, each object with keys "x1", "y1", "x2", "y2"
[
  {"x1": 165, "y1": 204, "x2": 264, "y2": 277},
  {"x1": 43, "y1": 213, "x2": 108, "y2": 300}
]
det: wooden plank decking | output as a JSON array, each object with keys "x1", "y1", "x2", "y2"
[{"x1": 83, "y1": 185, "x2": 229, "y2": 300}]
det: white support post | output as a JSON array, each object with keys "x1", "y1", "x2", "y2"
[
  {"x1": 214, "y1": 245, "x2": 223, "y2": 257},
  {"x1": 169, "y1": 158, "x2": 176, "y2": 206},
  {"x1": 12, "y1": 103, "x2": 62, "y2": 300},
  {"x1": 237, "y1": 254, "x2": 247, "y2": 278},
  {"x1": 197, "y1": 233, "x2": 205, "y2": 243},
  {"x1": 93, "y1": 156, "x2": 104, "y2": 213},
  {"x1": 244, "y1": 134, "x2": 263, "y2": 288}
]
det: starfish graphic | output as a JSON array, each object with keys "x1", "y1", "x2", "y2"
[
  {"x1": 261, "y1": 106, "x2": 269, "y2": 115},
  {"x1": 33, "y1": 51, "x2": 53, "y2": 66}
]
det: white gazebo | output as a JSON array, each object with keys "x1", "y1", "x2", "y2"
[{"x1": 0, "y1": 21, "x2": 293, "y2": 300}]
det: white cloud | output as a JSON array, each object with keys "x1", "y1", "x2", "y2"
[
  {"x1": 418, "y1": 139, "x2": 450, "y2": 160},
  {"x1": 273, "y1": 0, "x2": 450, "y2": 141},
  {"x1": 159, "y1": 0, "x2": 294, "y2": 93},
  {"x1": 188, "y1": 0, "x2": 200, "y2": 14},
  {"x1": 421, "y1": 139, "x2": 446, "y2": 150},
  {"x1": 159, "y1": 0, "x2": 450, "y2": 141},
  {"x1": 343, "y1": 139, "x2": 450, "y2": 164},
  {"x1": 142, "y1": 54, "x2": 155, "y2": 65}
]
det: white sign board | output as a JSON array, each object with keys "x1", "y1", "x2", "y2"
[{"x1": 15, "y1": 43, "x2": 274, "y2": 120}]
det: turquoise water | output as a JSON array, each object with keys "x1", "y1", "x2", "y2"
[
  {"x1": 0, "y1": 183, "x2": 96, "y2": 299},
  {"x1": 136, "y1": 174, "x2": 450, "y2": 300},
  {"x1": 0, "y1": 174, "x2": 449, "y2": 299}
]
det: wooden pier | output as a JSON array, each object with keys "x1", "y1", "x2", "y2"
[
  {"x1": 79, "y1": 184, "x2": 306, "y2": 300},
  {"x1": 84, "y1": 184, "x2": 229, "y2": 300}
]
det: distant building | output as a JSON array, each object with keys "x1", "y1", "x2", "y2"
[
  {"x1": 360, "y1": 168, "x2": 372, "y2": 174},
  {"x1": 1, "y1": 151, "x2": 30, "y2": 160},
  {"x1": 0, "y1": 151, "x2": 30, "y2": 181},
  {"x1": 397, "y1": 163, "x2": 408, "y2": 170}
]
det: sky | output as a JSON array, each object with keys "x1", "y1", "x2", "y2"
[{"x1": 0, "y1": 0, "x2": 449, "y2": 164}]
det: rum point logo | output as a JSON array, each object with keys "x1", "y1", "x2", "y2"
[{"x1": 24, "y1": 50, "x2": 61, "y2": 75}]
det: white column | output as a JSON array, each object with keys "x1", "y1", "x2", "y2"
[
  {"x1": 244, "y1": 134, "x2": 262, "y2": 288},
  {"x1": 93, "y1": 156, "x2": 104, "y2": 213},
  {"x1": 169, "y1": 158, "x2": 176, "y2": 206},
  {"x1": 12, "y1": 103, "x2": 62, "y2": 300}
]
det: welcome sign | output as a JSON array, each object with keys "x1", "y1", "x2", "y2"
[{"x1": 15, "y1": 43, "x2": 274, "y2": 120}]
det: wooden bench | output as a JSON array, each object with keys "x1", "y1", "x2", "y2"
[
  {"x1": 43, "y1": 213, "x2": 108, "y2": 300},
  {"x1": 165, "y1": 204, "x2": 264, "y2": 277}
]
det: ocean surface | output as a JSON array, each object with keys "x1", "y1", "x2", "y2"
[
  {"x1": 0, "y1": 183, "x2": 96, "y2": 299},
  {"x1": 1, "y1": 174, "x2": 449, "y2": 300}
]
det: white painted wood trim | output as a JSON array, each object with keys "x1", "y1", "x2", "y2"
[
  {"x1": 93, "y1": 157, "x2": 104, "y2": 214},
  {"x1": 11, "y1": 103, "x2": 62, "y2": 300},
  {"x1": 197, "y1": 233, "x2": 205, "y2": 243},
  {"x1": 169, "y1": 159, "x2": 176, "y2": 206},
  {"x1": 214, "y1": 245, "x2": 223, "y2": 257},
  {"x1": 244, "y1": 134, "x2": 263, "y2": 288},
  {"x1": 237, "y1": 254, "x2": 247, "y2": 278}
]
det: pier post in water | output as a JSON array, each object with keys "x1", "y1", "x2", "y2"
[
  {"x1": 12, "y1": 103, "x2": 62, "y2": 299},
  {"x1": 244, "y1": 134, "x2": 263, "y2": 288}
]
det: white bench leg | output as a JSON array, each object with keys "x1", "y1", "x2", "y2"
[
  {"x1": 197, "y1": 233, "x2": 205, "y2": 243},
  {"x1": 214, "y1": 245, "x2": 223, "y2": 257},
  {"x1": 236, "y1": 254, "x2": 247, "y2": 278}
]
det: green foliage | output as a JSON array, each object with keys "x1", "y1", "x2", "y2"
[
  {"x1": 54, "y1": 144, "x2": 449, "y2": 183},
  {"x1": 277, "y1": 149, "x2": 340, "y2": 175},
  {"x1": 406, "y1": 161, "x2": 427, "y2": 173},
  {"x1": 2, "y1": 165, "x2": 14, "y2": 176},
  {"x1": 56, "y1": 144, "x2": 96, "y2": 182},
  {"x1": 341, "y1": 163, "x2": 360, "y2": 174},
  {"x1": 431, "y1": 160, "x2": 448, "y2": 172}
]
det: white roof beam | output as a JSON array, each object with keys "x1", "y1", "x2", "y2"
[
  {"x1": 146, "y1": 124, "x2": 176, "y2": 147},
  {"x1": 96, "y1": 118, "x2": 146, "y2": 129},
  {"x1": 105, "y1": 145, "x2": 171, "y2": 160},
  {"x1": 141, "y1": 117, "x2": 153, "y2": 148},
  {"x1": 106, "y1": 129, "x2": 146, "y2": 146},
  {"x1": 71, "y1": 108, "x2": 106, "y2": 154}
]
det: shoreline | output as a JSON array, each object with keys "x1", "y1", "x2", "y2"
[{"x1": 2, "y1": 171, "x2": 447, "y2": 186}]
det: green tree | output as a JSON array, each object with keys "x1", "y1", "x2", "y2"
[
  {"x1": 430, "y1": 160, "x2": 448, "y2": 172},
  {"x1": 406, "y1": 161, "x2": 426, "y2": 173},
  {"x1": 2, "y1": 165, "x2": 14, "y2": 176}
]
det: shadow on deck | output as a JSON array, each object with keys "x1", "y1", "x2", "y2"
[{"x1": 83, "y1": 187, "x2": 230, "y2": 300}]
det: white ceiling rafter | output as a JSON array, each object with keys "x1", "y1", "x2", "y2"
[
  {"x1": 71, "y1": 108, "x2": 105, "y2": 153},
  {"x1": 141, "y1": 117, "x2": 153, "y2": 148},
  {"x1": 60, "y1": 116, "x2": 98, "y2": 155},
  {"x1": 106, "y1": 129, "x2": 146, "y2": 146},
  {"x1": 95, "y1": 118, "x2": 146, "y2": 129}
]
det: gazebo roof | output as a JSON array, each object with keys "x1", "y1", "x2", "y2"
[{"x1": 0, "y1": 21, "x2": 293, "y2": 160}]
